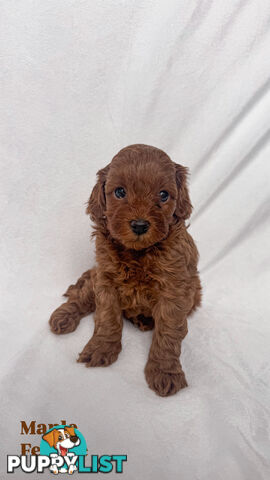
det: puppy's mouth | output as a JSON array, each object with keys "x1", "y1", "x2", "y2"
[
  {"x1": 127, "y1": 228, "x2": 167, "y2": 250},
  {"x1": 60, "y1": 446, "x2": 68, "y2": 456},
  {"x1": 107, "y1": 215, "x2": 169, "y2": 250}
]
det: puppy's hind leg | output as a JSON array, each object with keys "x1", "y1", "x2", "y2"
[
  {"x1": 49, "y1": 269, "x2": 96, "y2": 335},
  {"x1": 188, "y1": 276, "x2": 202, "y2": 316},
  {"x1": 126, "y1": 313, "x2": 154, "y2": 331}
]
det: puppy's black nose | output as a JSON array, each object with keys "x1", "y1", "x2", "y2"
[
  {"x1": 70, "y1": 435, "x2": 79, "y2": 443},
  {"x1": 130, "y1": 219, "x2": 150, "y2": 235}
]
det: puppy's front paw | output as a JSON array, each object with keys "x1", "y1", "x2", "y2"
[
  {"x1": 68, "y1": 464, "x2": 76, "y2": 474},
  {"x1": 77, "y1": 338, "x2": 121, "y2": 367},
  {"x1": 50, "y1": 464, "x2": 59, "y2": 474},
  {"x1": 144, "y1": 360, "x2": 187, "y2": 397},
  {"x1": 49, "y1": 303, "x2": 81, "y2": 335}
]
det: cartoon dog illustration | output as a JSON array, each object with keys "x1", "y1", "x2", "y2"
[{"x1": 42, "y1": 426, "x2": 80, "y2": 474}]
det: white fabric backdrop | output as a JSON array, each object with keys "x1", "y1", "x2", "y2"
[{"x1": 1, "y1": 1, "x2": 270, "y2": 478}]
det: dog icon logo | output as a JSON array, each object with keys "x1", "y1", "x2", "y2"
[
  {"x1": 41, "y1": 426, "x2": 85, "y2": 474},
  {"x1": 7, "y1": 425, "x2": 127, "y2": 474}
]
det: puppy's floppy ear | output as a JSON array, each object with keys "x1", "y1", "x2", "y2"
[
  {"x1": 65, "y1": 426, "x2": 76, "y2": 437},
  {"x1": 42, "y1": 429, "x2": 57, "y2": 447},
  {"x1": 86, "y1": 164, "x2": 110, "y2": 223},
  {"x1": 174, "y1": 163, "x2": 193, "y2": 221}
]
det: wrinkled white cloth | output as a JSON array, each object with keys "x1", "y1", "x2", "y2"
[{"x1": 1, "y1": 1, "x2": 270, "y2": 478}]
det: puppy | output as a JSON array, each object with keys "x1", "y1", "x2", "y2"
[
  {"x1": 50, "y1": 144, "x2": 201, "y2": 396},
  {"x1": 42, "y1": 427, "x2": 80, "y2": 474}
]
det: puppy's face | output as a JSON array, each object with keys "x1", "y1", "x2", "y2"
[
  {"x1": 105, "y1": 155, "x2": 177, "y2": 250},
  {"x1": 88, "y1": 145, "x2": 192, "y2": 250},
  {"x1": 55, "y1": 428, "x2": 79, "y2": 451},
  {"x1": 42, "y1": 427, "x2": 80, "y2": 454}
]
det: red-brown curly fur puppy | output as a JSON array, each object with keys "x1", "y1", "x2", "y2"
[{"x1": 50, "y1": 144, "x2": 201, "y2": 397}]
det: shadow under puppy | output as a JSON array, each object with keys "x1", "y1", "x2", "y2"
[{"x1": 50, "y1": 144, "x2": 201, "y2": 397}]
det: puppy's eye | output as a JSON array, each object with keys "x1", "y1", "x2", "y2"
[
  {"x1": 65, "y1": 433, "x2": 69, "y2": 438},
  {"x1": 115, "y1": 187, "x2": 126, "y2": 199},
  {"x1": 159, "y1": 190, "x2": 169, "y2": 202},
  {"x1": 58, "y1": 435, "x2": 63, "y2": 440}
]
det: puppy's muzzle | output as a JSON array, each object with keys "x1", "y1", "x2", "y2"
[
  {"x1": 130, "y1": 219, "x2": 150, "y2": 236},
  {"x1": 70, "y1": 435, "x2": 79, "y2": 444}
]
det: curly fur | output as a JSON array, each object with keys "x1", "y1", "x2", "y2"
[{"x1": 49, "y1": 144, "x2": 201, "y2": 396}]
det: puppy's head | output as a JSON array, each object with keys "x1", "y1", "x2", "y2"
[
  {"x1": 87, "y1": 144, "x2": 192, "y2": 250},
  {"x1": 42, "y1": 427, "x2": 80, "y2": 454}
]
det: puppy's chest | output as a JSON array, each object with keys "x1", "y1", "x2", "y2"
[
  {"x1": 115, "y1": 260, "x2": 157, "y2": 286},
  {"x1": 109, "y1": 256, "x2": 160, "y2": 306}
]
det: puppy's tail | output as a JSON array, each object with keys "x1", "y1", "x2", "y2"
[{"x1": 49, "y1": 269, "x2": 96, "y2": 335}]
